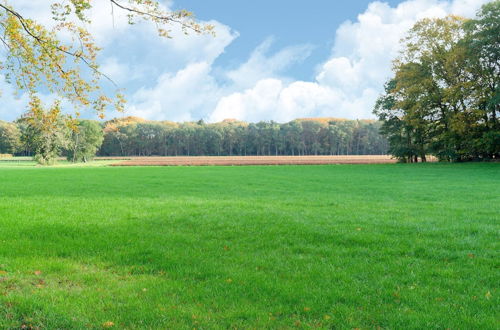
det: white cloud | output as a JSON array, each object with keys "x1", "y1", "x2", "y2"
[
  {"x1": 208, "y1": 81, "x2": 380, "y2": 123},
  {"x1": 210, "y1": 79, "x2": 284, "y2": 122},
  {"x1": 100, "y1": 58, "x2": 135, "y2": 85},
  {"x1": 225, "y1": 38, "x2": 313, "y2": 89},
  {"x1": 125, "y1": 62, "x2": 221, "y2": 122},
  {"x1": 0, "y1": 77, "x2": 29, "y2": 121}
]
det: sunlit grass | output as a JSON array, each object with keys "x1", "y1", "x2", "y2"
[{"x1": 0, "y1": 163, "x2": 498, "y2": 328}]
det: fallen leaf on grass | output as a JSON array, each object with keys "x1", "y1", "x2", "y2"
[
  {"x1": 485, "y1": 291, "x2": 492, "y2": 300},
  {"x1": 34, "y1": 270, "x2": 42, "y2": 276},
  {"x1": 103, "y1": 321, "x2": 115, "y2": 328}
]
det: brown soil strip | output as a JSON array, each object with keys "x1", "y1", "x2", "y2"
[{"x1": 107, "y1": 155, "x2": 397, "y2": 166}]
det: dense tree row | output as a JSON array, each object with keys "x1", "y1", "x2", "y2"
[
  {"x1": 374, "y1": 1, "x2": 499, "y2": 162},
  {"x1": 98, "y1": 117, "x2": 388, "y2": 157},
  {"x1": 0, "y1": 116, "x2": 388, "y2": 163}
]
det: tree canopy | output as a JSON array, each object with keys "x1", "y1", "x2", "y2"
[
  {"x1": 67, "y1": 119, "x2": 104, "y2": 162},
  {"x1": 0, "y1": 119, "x2": 20, "y2": 154},
  {"x1": 374, "y1": 1, "x2": 499, "y2": 162}
]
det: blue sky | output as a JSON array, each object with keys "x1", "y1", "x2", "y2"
[
  {"x1": 174, "y1": 0, "x2": 404, "y2": 81},
  {"x1": 0, "y1": 0, "x2": 491, "y2": 122}
]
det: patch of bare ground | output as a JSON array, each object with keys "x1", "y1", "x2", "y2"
[{"x1": 105, "y1": 155, "x2": 397, "y2": 166}]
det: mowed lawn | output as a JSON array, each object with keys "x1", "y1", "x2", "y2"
[{"x1": 0, "y1": 163, "x2": 498, "y2": 329}]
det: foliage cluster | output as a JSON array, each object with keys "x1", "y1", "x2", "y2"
[
  {"x1": 19, "y1": 98, "x2": 70, "y2": 165},
  {"x1": 0, "y1": 120, "x2": 21, "y2": 154},
  {"x1": 66, "y1": 119, "x2": 105, "y2": 162},
  {"x1": 374, "y1": 1, "x2": 499, "y2": 162}
]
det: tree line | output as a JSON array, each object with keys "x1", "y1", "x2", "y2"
[
  {"x1": 0, "y1": 116, "x2": 388, "y2": 163},
  {"x1": 99, "y1": 117, "x2": 388, "y2": 157},
  {"x1": 374, "y1": 1, "x2": 499, "y2": 162}
]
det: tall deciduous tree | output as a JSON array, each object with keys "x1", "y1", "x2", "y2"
[
  {"x1": 19, "y1": 97, "x2": 68, "y2": 165},
  {"x1": 66, "y1": 120, "x2": 104, "y2": 162},
  {"x1": 463, "y1": 1, "x2": 500, "y2": 156}
]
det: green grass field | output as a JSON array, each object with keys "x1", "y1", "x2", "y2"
[{"x1": 0, "y1": 163, "x2": 498, "y2": 328}]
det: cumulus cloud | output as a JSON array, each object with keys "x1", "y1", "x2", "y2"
[
  {"x1": 209, "y1": 81, "x2": 380, "y2": 123},
  {"x1": 225, "y1": 38, "x2": 313, "y2": 89},
  {"x1": 126, "y1": 62, "x2": 222, "y2": 122}
]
